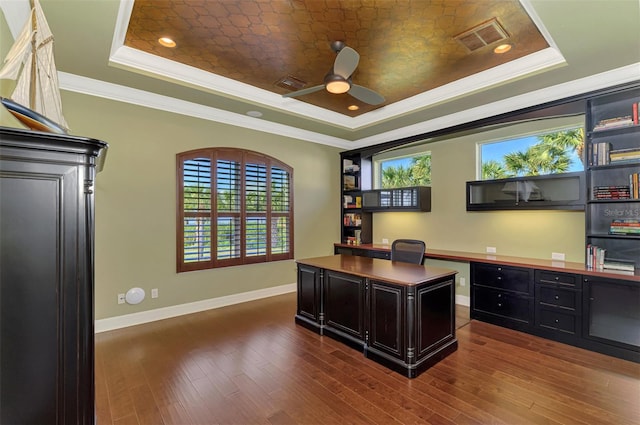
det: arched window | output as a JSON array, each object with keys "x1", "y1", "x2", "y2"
[{"x1": 177, "y1": 148, "x2": 293, "y2": 272}]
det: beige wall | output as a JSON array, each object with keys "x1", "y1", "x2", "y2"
[
  {"x1": 373, "y1": 116, "x2": 586, "y2": 297},
  {"x1": 4, "y1": 92, "x2": 341, "y2": 320}
]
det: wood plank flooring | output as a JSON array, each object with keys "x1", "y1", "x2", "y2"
[{"x1": 95, "y1": 292, "x2": 639, "y2": 425}]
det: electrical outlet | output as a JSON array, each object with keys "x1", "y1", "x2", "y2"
[
  {"x1": 151, "y1": 288, "x2": 159, "y2": 298},
  {"x1": 486, "y1": 246, "x2": 497, "y2": 253},
  {"x1": 552, "y1": 252, "x2": 565, "y2": 261},
  {"x1": 382, "y1": 238, "x2": 389, "y2": 245},
  {"x1": 459, "y1": 278, "x2": 466, "y2": 287},
  {"x1": 117, "y1": 293, "x2": 125, "y2": 304}
]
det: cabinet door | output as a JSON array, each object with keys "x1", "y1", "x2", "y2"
[
  {"x1": 323, "y1": 270, "x2": 366, "y2": 345},
  {"x1": 0, "y1": 158, "x2": 93, "y2": 425},
  {"x1": 368, "y1": 280, "x2": 404, "y2": 359},
  {"x1": 583, "y1": 277, "x2": 640, "y2": 350},
  {"x1": 296, "y1": 264, "x2": 321, "y2": 326}
]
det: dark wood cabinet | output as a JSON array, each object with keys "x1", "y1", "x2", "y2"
[
  {"x1": 585, "y1": 85, "x2": 640, "y2": 272},
  {"x1": 471, "y1": 263, "x2": 534, "y2": 331},
  {"x1": 295, "y1": 255, "x2": 457, "y2": 378},
  {"x1": 362, "y1": 186, "x2": 431, "y2": 212},
  {"x1": 323, "y1": 270, "x2": 366, "y2": 347},
  {"x1": 296, "y1": 263, "x2": 323, "y2": 332},
  {"x1": 582, "y1": 276, "x2": 639, "y2": 362},
  {"x1": 466, "y1": 172, "x2": 585, "y2": 211},
  {"x1": 0, "y1": 127, "x2": 107, "y2": 425},
  {"x1": 534, "y1": 270, "x2": 582, "y2": 343}
]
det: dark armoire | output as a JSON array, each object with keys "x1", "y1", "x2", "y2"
[{"x1": 0, "y1": 127, "x2": 107, "y2": 425}]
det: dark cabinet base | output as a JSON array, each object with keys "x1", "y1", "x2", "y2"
[{"x1": 296, "y1": 258, "x2": 457, "y2": 378}]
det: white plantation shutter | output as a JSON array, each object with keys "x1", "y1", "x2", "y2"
[{"x1": 177, "y1": 149, "x2": 293, "y2": 272}]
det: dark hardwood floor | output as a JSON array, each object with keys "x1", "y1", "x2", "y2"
[{"x1": 95, "y1": 292, "x2": 639, "y2": 425}]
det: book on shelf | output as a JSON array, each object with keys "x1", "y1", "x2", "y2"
[
  {"x1": 589, "y1": 142, "x2": 611, "y2": 165},
  {"x1": 633, "y1": 172, "x2": 640, "y2": 199},
  {"x1": 593, "y1": 115, "x2": 633, "y2": 131},
  {"x1": 343, "y1": 175, "x2": 357, "y2": 190},
  {"x1": 610, "y1": 147, "x2": 640, "y2": 162},
  {"x1": 343, "y1": 195, "x2": 362, "y2": 209},
  {"x1": 343, "y1": 213, "x2": 361, "y2": 227},
  {"x1": 593, "y1": 185, "x2": 630, "y2": 199},
  {"x1": 603, "y1": 259, "x2": 636, "y2": 272},
  {"x1": 586, "y1": 244, "x2": 605, "y2": 269},
  {"x1": 634, "y1": 101, "x2": 639, "y2": 125},
  {"x1": 609, "y1": 218, "x2": 640, "y2": 235}
]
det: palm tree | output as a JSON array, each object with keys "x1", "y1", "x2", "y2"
[
  {"x1": 482, "y1": 160, "x2": 509, "y2": 179},
  {"x1": 382, "y1": 165, "x2": 412, "y2": 188},
  {"x1": 409, "y1": 155, "x2": 432, "y2": 186}
]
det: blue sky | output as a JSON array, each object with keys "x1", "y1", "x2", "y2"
[
  {"x1": 481, "y1": 136, "x2": 584, "y2": 172},
  {"x1": 381, "y1": 134, "x2": 584, "y2": 173}
]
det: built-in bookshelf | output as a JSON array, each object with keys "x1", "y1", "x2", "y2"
[
  {"x1": 340, "y1": 153, "x2": 372, "y2": 245},
  {"x1": 585, "y1": 85, "x2": 640, "y2": 273}
]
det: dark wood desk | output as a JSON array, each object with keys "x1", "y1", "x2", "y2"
[{"x1": 295, "y1": 255, "x2": 458, "y2": 378}]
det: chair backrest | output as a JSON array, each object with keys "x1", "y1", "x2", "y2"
[{"x1": 390, "y1": 239, "x2": 426, "y2": 265}]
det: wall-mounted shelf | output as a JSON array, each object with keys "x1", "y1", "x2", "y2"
[
  {"x1": 362, "y1": 186, "x2": 431, "y2": 212},
  {"x1": 466, "y1": 172, "x2": 585, "y2": 211}
]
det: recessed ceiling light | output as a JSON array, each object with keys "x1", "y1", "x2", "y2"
[
  {"x1": 494, "y1": 43, "x2": 512, "y2": 54},
  {"x1": 246, "y1": 110, "x2": 263, "y2": 118},
  {"x1": 158, "y1": 37, "x2": 176, "y2": 48},
  {"x1": 348, "y1": 105, "x2": 359, "y2": 111}
]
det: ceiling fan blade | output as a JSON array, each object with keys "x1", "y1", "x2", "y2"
[
  {"x1": 282, "y1": 84, "x2": 325, "y2": 98},
  {"x1": 333, "y1": 46, "x2": 359, "y2": 79},
  {"x1": 348, "y1": 84, "x2": 385, "y2": 105}
]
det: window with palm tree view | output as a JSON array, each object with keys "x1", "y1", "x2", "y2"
[
  {"x1": 377, "y1": 153, "x2": 432, "y2": 188},
  {"x1": 480, "y1": 127, "x2": 584, "y2": 180},
  {"x1": 177, "y1": 148, "x2": 293, "y2": 272}
]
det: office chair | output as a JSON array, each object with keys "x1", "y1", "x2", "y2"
[{"x1": 390, "y1": 239, "x2": 426, "y2": 265}]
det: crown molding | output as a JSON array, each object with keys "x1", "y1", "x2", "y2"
[
  {"x1": 58, "y1": 72, "x2": 354, "y2": 149},
  {"x1": 59, "y1": 63, "x2": 640, "y2": 151}
]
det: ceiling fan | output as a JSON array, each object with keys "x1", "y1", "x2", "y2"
[{"x1": 282, "y1": 41, "x2": 385, "y2": 105}]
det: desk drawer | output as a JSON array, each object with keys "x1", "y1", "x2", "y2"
[
  {"x1": 537, "y1": 308, "x2": 578, "y2": 334},
  {"x1": 535, "y1": 270, "x2": 581, "y2": 289},
  {"x1": 473, "y1": 287, "x2": 531, "y2": 323},
  {"x1": 472, "y1": 263, "x2": 533, "y2": 294},
  {"x1": 536, "y1": 285, "x2": 579, "y2": 311}
]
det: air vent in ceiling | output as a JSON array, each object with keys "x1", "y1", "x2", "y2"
[
  {"x1": 454, "y1": 18, "x2": 509, "y2": 52},
  {"x1": 275, "y1": 75, "x2": 307, "y2": 91}
]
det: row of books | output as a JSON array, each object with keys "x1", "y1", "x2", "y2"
[
  {"x1": 589, "y1": 142, "x2": 640, "y2": 166},
  {"x1": 609, "y1": 219, "x2": 640, "y2": 235},
  {"x1": 343, "y1": 213, "x2": 361, "y2": 227},
  {"x1": 592, "y1": 101, "x2": 640, "y2": 131},
  {"x1": 343, "y1": 195, "x2": 362, "y2": 209},
  {"x1": 586, "y1": 244, "x2": 636, "y2": 272},
  {"x1": 592, "y1": 173, "x2": 640, "y2": 199},
  {"x1": 593, "y1": 185, "x2": 630, "y2": 199}
]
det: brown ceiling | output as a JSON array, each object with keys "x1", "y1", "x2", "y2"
[{"x1": 124, "y1": 0, "x2": 548, "y2": 117}]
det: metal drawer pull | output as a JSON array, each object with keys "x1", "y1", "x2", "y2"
[
  {"x1": 497, "y1": 303, "x2": 502, "y2": 307},
  {"x1": 555, "y1": 295, "x2": 559, "y2": 300},
  {"x1": 555, "y1": 319, "x2": 559, "y2": 323}
]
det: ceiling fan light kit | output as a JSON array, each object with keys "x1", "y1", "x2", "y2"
[
  {"x1": 325, "y1": 74, "x2": 350, "y2": 94},
  {"x1": 283, "y1": 42, "x2": 385, "y2": 106}
]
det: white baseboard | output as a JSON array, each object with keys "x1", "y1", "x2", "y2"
[
  {"x1": 96, "y1": 284, "x2": 469, "y2": 333},
  {"x1": 456, "y1": 294, "x2": 470, "y2": 307},
  {"x1": 95, "y1": 283, "x2": 296, "y2": 333}
]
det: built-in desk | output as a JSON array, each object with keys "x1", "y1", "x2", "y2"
[
  {"x1": 334, "y1": 243, "x2": 640, "y2": 363},
  {"x1": 296, "y1": 255, "x2": 458, "y2": 378}
]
